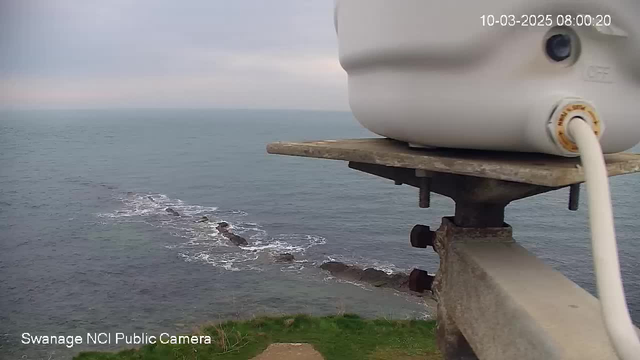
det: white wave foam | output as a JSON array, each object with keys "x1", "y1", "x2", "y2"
[
  {"x1": 179, "y1": 251, "x2": 261, "y2": 272},
  {"x1": 97, "y1": 192, "x2": 327, "y2": 272},
  {"x1": 97, "y1": 193, "x2": 218, "y2": 219},
  {"x1": 280, "y1": 264, "x2": 306, "y2": 272},
  {"x1": 335, "y1": 279, "x2": 373, "y2": 291}
]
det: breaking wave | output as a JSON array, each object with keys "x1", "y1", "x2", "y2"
[{"x1": 97, "y1": 192, "x2": 326, "y2": 271}]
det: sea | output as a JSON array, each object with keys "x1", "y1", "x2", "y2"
[{"x1": 1, "y1": 109, "x2": 639, "y2": 359}]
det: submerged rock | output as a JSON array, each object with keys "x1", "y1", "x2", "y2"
[
  {"x1": 320, "y1": 261, "x2": 415, "y2": 294},
  {"x1": 165, "y1": 208, "x2": 181, "y2": 216},
  {"x1": 216, "y1": 222, "x2": 248, "y2": 246},
  {"x1": 225, "y1": 233, "x2": 248, "y2": 247},
  {"x1": 274, "y1": 253, "x2": 295, "y2": 263},
  {"x1": 196, "y1": 216, "x2": 209, "y2": 223},
  {"x1": 320, "y1": 262, "x2": 362, "y2": 281},
  {"x1": 147, "y1": 196, "x2": 156, "y2": 203},
  {"x1": 362, "y1": 268, "x2": 391, "y2": 287}
]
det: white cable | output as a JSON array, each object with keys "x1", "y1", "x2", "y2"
[{"x1": 568, "y1": 118, "x2": 640, "y2": 360}]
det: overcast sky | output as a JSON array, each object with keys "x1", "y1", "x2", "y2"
[{"x1": 0, "y1": 0, "x2": 348, "y2": 110}]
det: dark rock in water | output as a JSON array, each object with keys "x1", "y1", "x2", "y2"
[
  {"x1": 320, "y1": 262, "x2": 362, "y2": 281},
  {"x1": 165, "y1": 208, "x2": 180, "y2": 216},
  {"x1": 216, "y1": 222, "x2": 248, "y2": 246},
  {"x1": 274, "y1": 253, "x2": 295, "y2": 263},
  {"x1": 362, "y1": 268, "x2": 390, "y2": 287},
  {"x1": 320, "y1": 261, "x2": 349, "y2": 273},
  {"x1": 224, "y1": 233, "x2": 248, "y2": 246},
  {"x1": 320, "y1": 261, "x2": 416, "y2": 294},
  {"x1": 196, "y1": 216, "x2": 209, "y2": 223},
  {"x1": 388, "y1": 273, "x2": 410, "y2": 290},
  {"x1": 147, "y1": 196, "x2": 156, "y2": 203}
]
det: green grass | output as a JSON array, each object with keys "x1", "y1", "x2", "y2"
[{"x1": 74, "y1": 314, "x2": 440, "y2": 360}]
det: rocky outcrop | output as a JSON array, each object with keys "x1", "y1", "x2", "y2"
[
  {"x1": 320, "y1": 261, "x2": 417, "y2": 294},
  {"x1": 274, "y1": 253, "x2": 295, "y2": 263},
  {"x1": 216, "y1": 222, "x2": 248, "y2": 246},
  {"x1": 165, "y1": 208, "x2": 180, "y2": 216}
]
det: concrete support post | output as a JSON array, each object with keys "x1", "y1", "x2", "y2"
[
  {"x1": 436, "y1": 303, "x2": 478, "y2": 360},
  {"x1": 433, "y1": 217, "x2": 624, "y2": 360},
  {"x1": 432, "y1": 216, "x2": 512, "y2": 360},
  {"x1": 345, "y1": 161, "x2": 634, "y2": 359},
  {"x1": 453, "y1": 202, "x2": 505, "y2": 228}
]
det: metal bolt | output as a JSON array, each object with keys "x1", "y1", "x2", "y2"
[
  {"x1": 409, "y1": 269, "x2": 435, "y2": 293},
  {"x1": 419, "y1": 177, "x2": 431, "y2": 208},
  {"x1": 410, "y1": 224, "x2": 435, "y2": 249},
  {"x1": 416, "y1": 169, "x2": 432, "y2": 208},
  {"x1": 569, "y1": 183, "x2": 580, "y2": 211}
]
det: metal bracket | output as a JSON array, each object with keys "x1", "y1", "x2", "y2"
[
  {"x1": 348, "y1": 161, "x2": 559, "y2": 227},
  {"x1": 267, "y1": 138, "x2": 640, "y2": 359}
]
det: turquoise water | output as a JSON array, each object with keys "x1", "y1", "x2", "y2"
[{"x1": 1, "y1": 109, "x2": 639, "y2": 359}]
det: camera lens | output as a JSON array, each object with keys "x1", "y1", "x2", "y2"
[{"x1": 546, "y1": 34, "x2": 572, "y2": 62}]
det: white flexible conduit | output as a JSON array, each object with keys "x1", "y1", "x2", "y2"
[{"x1": 568, "y1": 118, "x2": 640, "y2": 360}]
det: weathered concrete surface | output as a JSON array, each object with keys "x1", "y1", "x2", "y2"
[
  {"x1": 267, "y1": 138, "x2": 640, "y2": 187},
  {"x1": 433, "y1": 217, "x2": 630, "y2": 360},
  {"x1": 250, "y1": 343, "x2": 324, "y2": 360}
]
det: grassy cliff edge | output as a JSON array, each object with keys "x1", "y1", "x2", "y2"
[{"x1": 74, "y1": 314, "x2": 440, "y2": 360}]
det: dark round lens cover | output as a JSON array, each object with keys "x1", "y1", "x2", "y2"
[{"x1": 546, "y1": 34, "x2": 572, "y2": 62}]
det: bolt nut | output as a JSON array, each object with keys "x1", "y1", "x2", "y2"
[
  {"x1": 410, "y1": 224, "x2": 435, "y2": 249},
  {"x1": 409, "y1": 269, "x2": 435, "y2": 293}
]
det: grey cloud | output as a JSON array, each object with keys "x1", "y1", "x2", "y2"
[
  {"x1": 1, "y1": 0, "x2": 338, "y2": 77},
  {"x1": 0, "y1": 0, "x2": 348, "y2": 110}
]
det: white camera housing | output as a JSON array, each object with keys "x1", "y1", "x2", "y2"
[{"x1": 335, "y1": 0, "x2": 640, "y2": 156}]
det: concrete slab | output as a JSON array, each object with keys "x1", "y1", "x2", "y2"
[
  {"x1": 250, "y1": 343, "x2": 324, "y2": 360},
  {"x1": 432, "y1": 217, "x2": 634, "y2": 360},
  {"x1": 267, "y1": 138, "x2": 640, "y2": 187}
]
